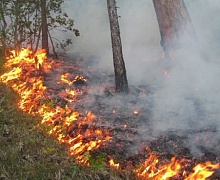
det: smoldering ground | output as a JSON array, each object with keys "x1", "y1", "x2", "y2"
[{"x1": 58, "y1": 0, "x2": 220, "y2": 158}]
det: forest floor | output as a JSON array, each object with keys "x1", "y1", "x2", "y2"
[
  {"x1": 43, "y1": 55, "x2": 220, "y2": 178},
  {"x1": 1, "y1": 53, "x2": 220, "y2": 179},
  {"x1": 0, "y1": 54, "x2": 137, "y2": 180}
]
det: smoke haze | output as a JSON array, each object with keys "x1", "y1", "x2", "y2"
[{"x1": 61, "y1": 0, "x2": 220, "y2": 156}]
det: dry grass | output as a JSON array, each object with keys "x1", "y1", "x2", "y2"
[{"x1": 0, "y1": 53, "x2": 138, "y2": 180}]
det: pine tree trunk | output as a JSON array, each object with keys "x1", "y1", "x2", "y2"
[
  {"x1": 152, "y1": 0, "x2": 196, "y2": 58},
  {"x1": 107, "y1": 0, "x2": 129, "y2": 93},
  {"x1": 0, "y1": 3, "x2": 7, "y2": 57},
  {"x1": 14, "y1": 0, "x2": 19, "y2": 54},
  {"x1": 41, "y1": 0, "x2": 49, "y2": 55}
]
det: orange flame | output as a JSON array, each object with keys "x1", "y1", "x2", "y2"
[
  {"x1": 60, "y1": 73, "x2": 72, "y2": 85},
  {"x1": 60, "y1": 73, "x2": 87, "y2": 86},
  {"x1": 1, "y1": 48, "x2": 219, "y2": 178},
  {"x1": 109, "y1": 159, "x2": 120, "y2": 169},
  {"x1": 185, "y1": 161, "x2": 220, "y2": 180},
  {"x1": 0, "y1": 48, "x2": 111, "y2": 165},
  {"x1": 135, "y1": 153, "x2": 220, "y2": 180}
]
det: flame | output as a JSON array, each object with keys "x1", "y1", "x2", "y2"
[
  {"x1": 35, "y1": 49, "x2": 47, "y2": 68},
  {"x1": 60, "y1": 73, "x2": 72, "y2": 85},
  {"x1": 60, "y1": 73, "x2": 87, "y2": 86},
  {"x1": 0, "y1": 67, "x2": 22, "y2": 82},
  {"x1": 0, "y1": 48, "x2": 111, "y2": 165},
  {"x1": 185, "y1": 161, "x2": 220, "y2": 180},
  {"x1": 133, "y1": 109, "x2": 140, "y2": 115},
  {"x1": 1, "y1": 48, "x2": 219, "y2": 178},
  {"x1": 109, "y1": 159, "x2": 120, "y2": 169},
  {"x1": 135, "y1": 153, "x2": 220, "y2": 180}
]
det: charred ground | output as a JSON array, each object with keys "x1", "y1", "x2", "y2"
[{"x1": 43, "y1": 55, "x2": 220, "y2": 179}]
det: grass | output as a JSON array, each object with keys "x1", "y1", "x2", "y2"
[{"x1": 0, "y1": 55, "x2": 137, "y2": 179}]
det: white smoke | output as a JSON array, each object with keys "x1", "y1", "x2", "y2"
[{"x1": 61, "y1": 0, "x2": 220, "y2": 156}]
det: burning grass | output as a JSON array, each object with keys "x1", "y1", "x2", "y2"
[
  {"x1": 0, "y1": 50, "x2": 136, "y2": 180},
  {"x1": 0, "y1": 80, "x2": 136, "y2": 180},
  {"x1": 0, "y1": 83, "x2": 75, "y2": 179},
  {"x1": 0, "y1": 48, "x2": 220, "y2": 179}
]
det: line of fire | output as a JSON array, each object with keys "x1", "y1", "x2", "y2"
[
  {"x1": 0, "y1": 46, "x2": 219, "y2": 179},
  {"x1": 1, "y1": 0, "x2": 220, "y2": 179}
]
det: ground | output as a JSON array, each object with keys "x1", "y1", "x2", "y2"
[
  {"x1": 43, "y1": 55, "x2": 220, "y2": 178},
  {"x1": 1, "y1": 52, "x2": 220, "y2": 179}
]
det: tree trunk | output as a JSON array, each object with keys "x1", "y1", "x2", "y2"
[
  {"x1": 14, "y1": 0, "x2": 19, "y2": 54},
  {"x1": 41, "y1": 0, "x2": 49, "y2": 55},
  {"x1": 0, "y1": 3, "x2": 7, "y2": 57},
  {"x1": 152, "y1": 0, "x2": 196, "y2": 59},
  {"x1": 107, "y1": 0, "x2": 129, "y2": 94}
]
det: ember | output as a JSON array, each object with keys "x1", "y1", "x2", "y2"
[{"x1": 1, "y1": 48, "x2": 220, "y2": 179}]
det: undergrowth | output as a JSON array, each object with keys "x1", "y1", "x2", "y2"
[{"x1": 0, "y1": 59, "x2": 137, "y2": 180}]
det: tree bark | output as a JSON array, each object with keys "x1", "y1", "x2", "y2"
[
  {"x1": 14, "y1": 0, "x2": 19, "y2": 54},
  {"x1": 107, "y1": 0, "x2": 129, "y2": 94},
  {"x1": 0, "y1": 3, "x2": 7, "y2": 57},
  {"x1": 41, "y1": 0, "x2": 49, "y2": 55},
  {"x1": 152, "y1": 0, "x2": 196, "y2": 59}
]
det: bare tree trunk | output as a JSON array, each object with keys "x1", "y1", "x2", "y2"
[
  {"x1": 107, "y1": 0, "x2": 129, "y2": 94},
  {"x1": 48, "y1": 30, "x2": 58, "y2": 58},
  {"x1": 34, "y1": 24, "x2": 42, "y2": 55},
  {"x1": 152, "y1": 0, "x2": 197, "y2": 59},
  {"x1": 0, "y1": 3, "x2": 7, "y2": 57},
  {"x1": 14, "y1": 0, "x2": 19, "y2": 54},
  {"x1": 41, "y1": 0, "x2": 49, "y2": 55}
]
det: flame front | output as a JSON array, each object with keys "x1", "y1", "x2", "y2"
[
  {"x1": 1, "y1": 48, "x2": 219, "y2": 179},
  {"x1": 135, "y1": 153, "x2": 220, "y2": 180},
  {"x1": 0, "y1": 48, "x2": 111, "y2": 165}
]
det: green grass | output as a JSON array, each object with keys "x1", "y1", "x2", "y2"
[
  {"x1": 0, "y1": 48, "x2": 138, "y2": 179},
  {"x1": 0, "y1": 52, "x2": 5, "y2": 72},
  {"x1": 0, "y1": 72, "x2": 137, "y2": 179}
]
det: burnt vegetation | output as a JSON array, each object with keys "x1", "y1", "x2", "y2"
[{"x1": 1, "y1": 0, "x2": 220, "y2": 179}]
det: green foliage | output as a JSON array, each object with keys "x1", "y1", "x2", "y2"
[
  {"x1": 0, "y1": 83, "x2": 138, "y2": 179},
  {"x1": 89, "y1": 153, "x2": 107, "y2": 170},
  {"x1": 0, "y1": 83, "x2": 106, "y2": 179},
  {"x1": 55, "y1": 38, "x2": 73, "y2": 53},
  {"x1": 0, "y1": 52, "x2": 5, "y2": 72},
  {"x1": 83, "y1": 152, "x2": 107, "y2": 170},
  {"x1": 0, "y1": 0, "x2": 78, "y2": 54}
]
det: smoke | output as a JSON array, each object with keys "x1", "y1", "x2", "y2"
[
  {"x1": 61, "y1": 0, "x2": 220, "y2": 156},
  {"x1": 62, "y1": 0, "x2": 162, "y2": 84}
]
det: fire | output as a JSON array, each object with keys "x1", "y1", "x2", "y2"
[
  {"x1": 185, "y1": 161, "x2": 220, "y2": 180},
  {"x1": 0, "y1": 48, "x2": 111, "y2": 165},
  {"x1": 60, "y1": 73, "x2": 72, "y2": 85},
  {"x1": 134, "y1": 109, "x2": 140, "y2": 115},
  {"x1": 109, "y1": 159, "x2": 120, "y2": 169},
  {"x1": 135, "y1": 153, "x2": 220, "y2": 180},
  {"x1": 0, "y1": 67, "x2": 22, "y2": 82},
  {"x1": 1, "y1": 48, "x2": 219, "y2": 178},
  {"x1": 60, "y1": 73, "x2": 87, "y2": 86}
]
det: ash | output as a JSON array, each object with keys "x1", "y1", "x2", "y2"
[{"x1": 44, "y1": 55, "x2": 220, "y2": 169}]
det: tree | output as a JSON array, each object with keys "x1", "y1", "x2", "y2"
[
  {"x1": 152, "y1": 0, "x2": 197, "y2": 59},
  {"x1": 0, "y1": 0, "x2": 78, "y2": 57},
  {"x1": 41, "y1": 0, "x2": 49, "y2": 55},
  {"x1": 0, "y1": 2, "x2": 7, "y2": 56},
  {"x1": 107, "y1": 0, "x2": 129, "y2": 94}
]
